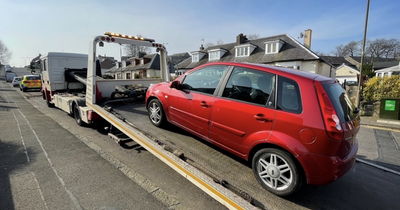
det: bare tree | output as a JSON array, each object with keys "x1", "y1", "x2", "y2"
[
  {"x1": 382, "y1": 38, "x2": 400, "y2": 58},
  {"x1": 247, "y1": 34, "x2": 260, "y2": 40},
  {"x1": 0, "y1": 39, "x2": 12, "y2": 64},
  {"x1": 366, "y1": 38, "x2": 386, "y2": 58},
  {"x1": 123, "y1": 35, "x2": 152, "y2": 58},
  {"x1": 331, "y1": 44, "x2": 348, "y2": 57},
  {"x1": 343, "y1": 41, "x2": 361, "y2": 56},
  {"x1": 204, "y1": 39, "x2": 224, "y2": 49}
]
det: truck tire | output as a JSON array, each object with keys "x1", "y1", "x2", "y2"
[
  {"x1": 147, "y1": 99, "x2": 166, "y2": 127},
  {"x1": 44, "y1": 91, "x2": 54, "y2": 107},
  {"x1": 252, "y1": 148, "x2": 303, "y2": 196},
  {"x1": 73, "y1": 104, "x2": 84, "y2": 126}
]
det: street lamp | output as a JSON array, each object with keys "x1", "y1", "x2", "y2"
[{"x1": 356, "y1": 0, "x2": 370, "y2": 108}]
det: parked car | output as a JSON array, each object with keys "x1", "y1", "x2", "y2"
[
  {"x1": 12, "y1": 76, "x2": 22, "y2": 87},
  {"x1": 20, "y1": 75, "x2": 41, "y2": 92},
  {"x1": 145, "y1": 62, "x2": 360, "y2": 196},
  {"x1": 5, "y1": 67, "x2": 12, "y2": 72},
  {"x1": 5, "y1": 72, "x2": 17, "y2": 82}
]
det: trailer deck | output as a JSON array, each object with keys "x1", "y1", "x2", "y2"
[{"x1": 102, "y1": 100, "x2": 300, "y2": 209}]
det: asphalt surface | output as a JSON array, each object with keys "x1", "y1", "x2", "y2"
[
  {"x1": 1, "y1": 67, "x2": 400, "y2": 210},
  {"x1": 1, "y1": 67, "x2": 228, "y2": 210},
  {"x1": 0, "y1": 76, "x2": 169, "y2": 209}
]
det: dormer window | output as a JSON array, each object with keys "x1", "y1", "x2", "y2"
[
  {"x1": 192, "y1": 54, "x2": 199, "y2": 62},
  {"x1": 234, "y1": 44, "x2": 256, "y2": 57},
  {"x1": 191, "y1": 51, "x2": 206, "y2": 62},
  {"x1": 265, "y1": 39, "x2": 285, "y2": 54},
  {"x1": 140, "y1": 59, "x2": 144, "y2": 65},
  {"x1": 208, "y1": 48, "x2": 227, "y2": 61}
]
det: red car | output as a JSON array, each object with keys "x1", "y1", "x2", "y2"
[{"x1": 145, "y1": 62, "x2": 360, "y2": 196}]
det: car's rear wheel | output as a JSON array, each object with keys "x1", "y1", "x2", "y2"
[
  {"x1": 252, "y1": 148, "x2": 303, "y2": 196},
  {"x1": 147, "y1": 99, "x2": 166, "y2": 127}
]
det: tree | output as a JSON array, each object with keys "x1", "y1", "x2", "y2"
[
  {"x1": 0, "y1": 39, "x2": 12, "y2": 64},
  {"x1": 123, "y1": 35, "x2": 152, "y2": 58},
  {"x1": 343, "y1": 41, "x2": 361, "y2": 57},
  {"x1": 247, "y1": 34, "x2": 260, "y2": 40},
  {"x1": 204, "y1": 39, "x2": 224, "y2": 48},
  {"x1": 332, "y1": 38, "x2": 400, "y2": 59},
  {"x1": 331, "y1": 44, "x2": 347, "y2": 56}
]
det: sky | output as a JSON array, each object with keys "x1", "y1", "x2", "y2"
[{"x1": 1, "y1": 0, "x2": 399, "y2": 67}]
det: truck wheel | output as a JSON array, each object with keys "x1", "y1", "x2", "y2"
[
  {"x1": 148, "y1": 99, "x2": 166, "y2": 127},
  {"x1": 43, "y1": 91, "x2": 54, "y2": 107},
  {"x1": 73, "y1": 104, "x2": 84, "y2": 126},
  {"x1": 252, "y1": 148, "x2": 303, "y2": 196}
]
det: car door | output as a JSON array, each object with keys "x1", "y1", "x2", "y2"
[
  {"x1": 209, "y1": 66, "x2": 276, "y2": 156},
  {"x1": 168, "y1": 65, "x2": 230, "y2": 138}
]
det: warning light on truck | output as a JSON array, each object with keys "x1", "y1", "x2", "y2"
[{"x1": 104, "y1": 32, "x2": 155, "y2": 43}]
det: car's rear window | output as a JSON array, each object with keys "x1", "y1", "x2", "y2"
[
  {"x1": 322, "y1": 83, "x2": 357, "y2": 122},
  {"x1": 27, "y1": 76, "x2": 40, "y2": 80}
]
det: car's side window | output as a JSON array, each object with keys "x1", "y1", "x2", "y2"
[
  {"x1": 181, "y1": 65, "x2": 229, "y2": 95},
  {"x1": 277, "y1": 76, "x2": 302, "y2": 113},
  {"x1": 222, "y1": 67, "x2": 275, "y2": 106}
]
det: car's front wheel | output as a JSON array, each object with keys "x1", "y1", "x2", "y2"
[
  {"x1": 252, "y1": 148, "x2": 303, "y2": 196},
  {"x1": 147, "y1": 99, "x2": 166, "y2": 127}
]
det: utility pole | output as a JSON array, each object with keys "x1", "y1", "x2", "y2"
[{"x1": 356, "y1": 0, "x2": 370, "y2": 108}]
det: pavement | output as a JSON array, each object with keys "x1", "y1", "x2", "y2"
[{"x1": 360, "y1": 116, "x2": 400, "y2": 131}]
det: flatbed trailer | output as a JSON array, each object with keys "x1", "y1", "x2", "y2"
[{"x1": 42, "y1": 32, "x2": 259, "y2": 210}]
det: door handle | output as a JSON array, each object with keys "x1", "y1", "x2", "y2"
[
  {"x1": 200, "y1": 101, "x2": 211, "y2": 108},
  {"x1": 254, "y1": 114, "x2": 272, "y2": 122}
]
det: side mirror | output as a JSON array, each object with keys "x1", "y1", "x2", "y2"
[{"x1": 170, "y1": 80, "x2": 181, "y2": 89}]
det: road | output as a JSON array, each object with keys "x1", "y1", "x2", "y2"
[
  {"x1": 0, "y1": 67, "x2": 226, "y2": 210},
  {"x1": 1, "y1": 67, "x2": 400, "y2": 210}
]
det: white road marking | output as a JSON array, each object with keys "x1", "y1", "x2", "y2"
[
  {"x1": 12, "y1": 111, "x2": 30, "y2": 162},
  {"x1": 32, "y1": 172, "x2": 49, "y2": 210},
  {"x1": 4, "y1": 92, "x2": 83, "y2": 210}
]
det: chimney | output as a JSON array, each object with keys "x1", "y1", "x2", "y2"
[
  {"x1": 199, "y1": 44, "x2": 204, "y2": 51},
  {"x1": 304, "y1": 29, "x2": 312, "y2": 49},
  {"x1": 236, "y1": 33, "x2": 248, "y2": 45}
]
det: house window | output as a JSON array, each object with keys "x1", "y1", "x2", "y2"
[
  {"x1": 192, "y1": 54, "x2": 199, "y2": 62},
  {"x1": 140, "y1": 59, "x2": 144, "y2": 65},
  {"x1": 209, "y1": 51, "x2": 219, "y2": 60},
  {"x1": 266, "y1": 42, "x2": 278, "y2": 54},
  {"x1": 236, "y1": 47, "x2": 249, "y2": 57},
  {"x1": 126, "y1": 73, "x2": 131, "y2": 79},
  {"x1": 265, "y1": 40, "x2": 284, "y2": 54}
]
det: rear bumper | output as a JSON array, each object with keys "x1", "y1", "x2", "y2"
[{"x1": 299, "y1": 140, "x2": 358, "y2": 185}]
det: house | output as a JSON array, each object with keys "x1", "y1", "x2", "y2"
[
  {"x1": 176, "y1": 30, "x2": 336, "y2": 78},
  {"x1": 375, "y1": 62, "x2": 400, "y2": 77},
  {"x1": 104, "y1": 52, "x2": 191, "y2": 80},
  {"x1": 168, "y1": 52, "x2": 190, "y2": 77},
  {"x1": 320, "y1": 56, "x2": 359, "y2": 84},
  {"x1": 346, "y1": 56, "x2": 399, "y2": 71},
  {"x1": 99, "y1": 56, "x2": 116, "y2": 76}
]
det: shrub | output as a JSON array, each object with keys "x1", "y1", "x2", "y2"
[{"x1": 363, "y1": 75, "x2": 400, "y2": 102}]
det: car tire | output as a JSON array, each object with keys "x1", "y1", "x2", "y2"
[
  {"x1": 147, "y1": 99, "x2": 166, "y2": 127},
  {"x1": 252, "y1": 148, "x2": 303, "y2": 196}
]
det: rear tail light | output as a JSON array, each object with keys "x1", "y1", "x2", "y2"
[{"x1": 315, "y1": 81, "x2": 343, "y2": 141}]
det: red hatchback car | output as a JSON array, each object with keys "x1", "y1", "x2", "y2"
[{"x1": 145, "y1": 62, "x2": 360, "y2": 196}]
